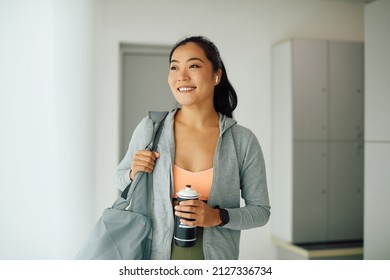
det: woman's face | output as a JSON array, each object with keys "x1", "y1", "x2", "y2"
[{"x1": 168, "y1": 42, "x2": 220, "y2": 108}]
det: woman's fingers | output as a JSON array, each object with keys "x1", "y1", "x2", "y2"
[
  {"x1": 174, "y1": 200, "x2": 220, "y2": 227},
  {"x1": 130, "y1": 150, "x2": 160, "y2": 180}
]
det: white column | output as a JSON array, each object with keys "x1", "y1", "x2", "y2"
[
  {"x1": 364, "y1": 0, "x2": 390, "y2": 260},
  {"x1": 0, "y1": 0, "x2": 95, "y2": 259}
]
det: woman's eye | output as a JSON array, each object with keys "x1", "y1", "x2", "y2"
[
  {"x1": 170, "y1": 66, "x2": 177, "y2": 71},
  {"x1": 189, "y1": 64, "x2": 199, "y2": 69}
]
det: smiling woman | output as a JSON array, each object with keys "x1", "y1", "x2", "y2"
[
  {"x1": 168, "y1": 36, "x2": 237, "y2": 118},
  {"x1": 168, "y1": 42, "x2": 221, "y2": 111},
  {"x1": 117, "y1": 36, "x2": 270, "y2": 260}
]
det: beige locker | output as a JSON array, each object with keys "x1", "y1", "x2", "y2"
[
  {"x1": 293, "y1": 142, "x2": 328, "y2": 243},
  {"x1": 329, "y1": 41, "x2": 364, "y2": 140},
  {"x1": 328, "y1": 142, "x2": 364, "y2": 241}
]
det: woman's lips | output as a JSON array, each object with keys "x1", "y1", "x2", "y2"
[{"x1": 178, "y1": 87, "x2": 196, "y2": 92}]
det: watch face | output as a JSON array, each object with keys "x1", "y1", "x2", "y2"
[
  {"x1": 223, "y1": 210, "x2": 229, "y2": 223},
  {"x1": 219, "y1": 208, "x2": 229, "y2": 225}
]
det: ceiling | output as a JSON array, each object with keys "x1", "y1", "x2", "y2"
[{"x1": 320, "y1": 0, "x2": 376, "y2": 3}]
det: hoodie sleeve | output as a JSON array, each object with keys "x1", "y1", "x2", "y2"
[
  {"x1": 117, "y1": 116, "x2": 154, "y2": 191},
  {"x1": 223, "y1": 130, "x2": 271, "y2": 230}
]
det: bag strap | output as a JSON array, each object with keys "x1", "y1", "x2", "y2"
[
  {"x1": 120, "y1": 111, "x2": 169, "y2": 200},
  {"x1": 147, "y1": 111, "x2": 169, "y2": 152}
]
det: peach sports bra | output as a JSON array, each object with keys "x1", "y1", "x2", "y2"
[{"x1": 173, "y1": 164, "x2": 213, "y2": 201}]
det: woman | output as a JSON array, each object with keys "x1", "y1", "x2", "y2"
[{"x1": 117, "y1": 36, "x2": 270, "y2": 260}]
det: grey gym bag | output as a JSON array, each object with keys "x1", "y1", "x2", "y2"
[{"x1": 75, "y1": 111, "x2": 168, "y2": 260}]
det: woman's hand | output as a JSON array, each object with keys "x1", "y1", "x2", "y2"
[
  {"x1": 174, "y1": 200, "x2": 221, "y2": 228},
  {"x1": 130, "y1": 150, "x2": 160, "y2": 180}
]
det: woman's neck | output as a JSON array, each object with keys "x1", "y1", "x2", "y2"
[{"x1": 175, "y1": 106, "x2": 219, "y2": 128}]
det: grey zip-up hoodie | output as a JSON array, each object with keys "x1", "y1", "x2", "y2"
[{"x1": 117, "y1": 108, "x2": 270, "y2": 259}]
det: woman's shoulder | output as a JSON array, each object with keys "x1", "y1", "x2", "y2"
[
  {"x1": 228, "y1": 122, "x2": 263, "y2": 154},
  {"x1": 130, "y1": 115, "x2": 155, "y2": 147},
  {"x1": 230, "y1": 123, "x2": 256, "y2": 140},
  {"x1": 224, "y1": 121, "x2": 265, "y2": 171},
  {"x1": 131, "y1": 109, "x2": 173, "y2": 147}
]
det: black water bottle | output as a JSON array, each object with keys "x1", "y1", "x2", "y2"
[{"x1": 174, "y1": 185, "x2": 199, "y2": 247}]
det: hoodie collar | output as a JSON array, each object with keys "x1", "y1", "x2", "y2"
[
  {"x1": 169, "y1": 107, "x2": 236, "y2": 135},
  {"x1": 218, "y1": 112, "x2": 237, "y2": 135}
]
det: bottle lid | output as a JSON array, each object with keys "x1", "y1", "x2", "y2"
[{"x1": 177, "y1": 184, "x2": 198, "y2": 199}]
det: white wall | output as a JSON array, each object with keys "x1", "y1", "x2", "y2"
[
  {"x1": 0, "y1": 0, "x2": 365, "y2": 260},
  {"x1": 0, "y1": 0, "x2": 95, "y2": 259},
  {"x1": 364, "y1": 0, "x2": 390, "y2": 260},
  {"x1": 95, "y1": 0, "x2": 364, "y2": 259}
]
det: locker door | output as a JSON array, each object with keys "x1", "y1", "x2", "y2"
[
  {"x1": 293, "y1": 141, "x2": 328, "y2": 243},
  {"x1": 292, "y1": 39, "x2": 328, "y2": 140},
  {"x1": 328, "y1": 142, "x2": 364, "y2": 241},
  {"x1": 329, "y1": 41, "x2": 364, "y2": 140}
]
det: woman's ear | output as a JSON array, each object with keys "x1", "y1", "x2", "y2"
[{"x1": 215, "y1": 69, "x2": 222, "y2": 85}]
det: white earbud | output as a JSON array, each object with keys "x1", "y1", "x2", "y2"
[{"x1": 215, "y1": 75, "x2": 219, "y2": 84}]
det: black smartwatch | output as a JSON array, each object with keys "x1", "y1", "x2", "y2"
[{"x1": 217, "y1": 207, "x2": 229, "y2": 227}]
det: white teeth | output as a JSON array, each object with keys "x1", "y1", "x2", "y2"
[{"x1": 178, "y1": 87, "x2": 195, "y2": 92}]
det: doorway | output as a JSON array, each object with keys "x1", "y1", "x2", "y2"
[{"x1": 120, "y1": 43, "x2": 177, "y2": 157}]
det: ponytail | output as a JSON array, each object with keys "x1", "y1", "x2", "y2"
[{"x1": 214, "y1": 60, "x2": 237, "y2": 118}]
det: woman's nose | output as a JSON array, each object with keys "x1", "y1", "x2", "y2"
[{"x1": 177, "y1": 69, "x2": 189, "y2": 82}]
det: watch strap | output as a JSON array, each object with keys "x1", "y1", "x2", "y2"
[{"x1": 214, "y1": 206, "x2": 229, "y2": 227}]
